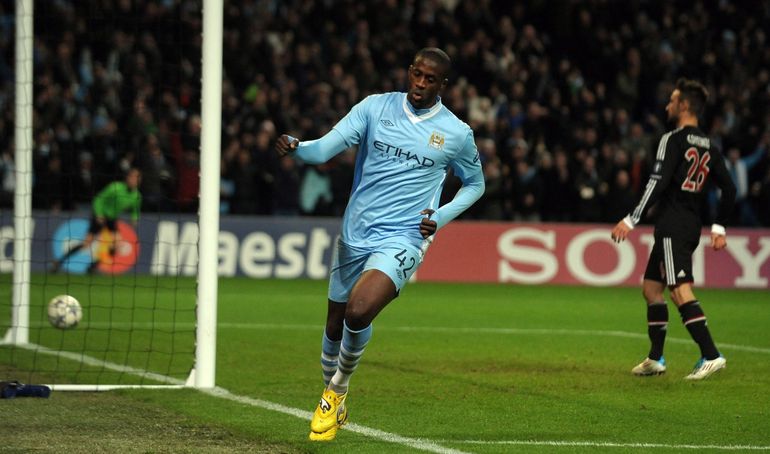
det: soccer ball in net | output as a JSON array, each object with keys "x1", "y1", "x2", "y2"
[{"x1": 47, "y1": 295, "x2": 83, "y2": 329}]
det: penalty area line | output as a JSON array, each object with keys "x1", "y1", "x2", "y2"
[{"x1": 448, "y1": 439, "x2": 770, "y2": 451}]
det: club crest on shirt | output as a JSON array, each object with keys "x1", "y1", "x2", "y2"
[{"x1": 428, "y1": 131, "x2": 445, "y2": 150}]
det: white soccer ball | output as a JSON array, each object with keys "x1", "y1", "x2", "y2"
[{"x1": 47, "y1": 295, "x2": 82, "y2": 329}]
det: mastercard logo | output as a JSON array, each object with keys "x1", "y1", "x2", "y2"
[{"x1": 52, "y1": 219, "x2": 140, "y2": 274}]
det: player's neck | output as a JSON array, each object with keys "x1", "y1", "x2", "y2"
[
  {"x1": 677, "y1": 113, "x2": 698, "y2": 129},
  {"x1": 406, "y1": 95, "x2": 440, "y2": 113}
]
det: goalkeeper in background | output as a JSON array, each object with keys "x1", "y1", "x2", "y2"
[{"x1": 52, "y1": 167, "x2": 142, "y2": 273}]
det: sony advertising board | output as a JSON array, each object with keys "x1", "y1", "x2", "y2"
[{"x1": 1, "y1": 213, "x2": 768, "y2": 288}]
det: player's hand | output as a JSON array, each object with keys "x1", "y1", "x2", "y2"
[
  {"x1": 419, "y1": 209, "x2": 437, "y2": 239},
  {"x1": 275, "y1": 134, "x2": 299, "y2": 156},
  {"x1": 611, "y1": 219, "x2": 632, "y2": 243},
  {"x1": 711, "y1": 233, "x2": 727, "y2": 251}
]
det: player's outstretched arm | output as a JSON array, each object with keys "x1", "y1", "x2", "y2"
[{"x1": 275, "y1": 131, "x2": 349, "y2": 165}]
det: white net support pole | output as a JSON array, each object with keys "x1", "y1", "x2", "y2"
[
  {"x1": 4, "y1": 0, "x2": 34, "y2": 346},
  {"x1": 191, "y1": 0, "x2": 223, "y2": 389}
]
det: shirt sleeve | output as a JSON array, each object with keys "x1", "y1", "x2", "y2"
[
  {"x1": 293, "y1": 95, "x2": 374, "y2": 164},
  {"x1": 293, "y1": 130, "x2": 349, "y2": 164},
  {"x1": 709, "y1": 147, "x2": 737, "y2": 228},
  {"x1": 433, "y1": 131, "x2": 485, "y2": 230},
  {"x1": 626, "y1": 132, "x2": 681, "y2": 227}
]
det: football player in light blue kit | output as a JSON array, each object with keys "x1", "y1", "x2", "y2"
[{"x1": 275, "y1": 48, "x2": 484, "y2": 441}]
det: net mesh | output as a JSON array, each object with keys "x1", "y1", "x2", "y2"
[{"x1": 1, "y1": 0, "x2": 202, "y2": 387}]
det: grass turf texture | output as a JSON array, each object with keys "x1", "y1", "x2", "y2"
[{"x1": 2, "y1": 274, "x2": 769, "y2": 453}]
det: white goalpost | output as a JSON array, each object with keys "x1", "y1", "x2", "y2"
[
  {"x1": 4, "y1": 0, "x2": 33, "y2": 348},
  {"x1": 1, "y1": 0, "x2": 222, "y2": 391},
  {"x1": 193, "y1": 0, "x2": 223, "y2": 390}
]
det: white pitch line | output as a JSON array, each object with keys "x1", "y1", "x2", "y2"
[
  {"x1": 449, "y1": 439, "x2": 770, "y2": 450},
  {"x1": 204, "y1": 387, "x2": 469, "y2": 454},
  {"x1": 7, "y1": 342, "x2": 769, "y2": 452},
  {"x1": 6, "y1": 342, "x2": 468, "y2": 454},
  {"x1": 16, "y1": 321, "x2": 770, "y2": 355},
  {"x1": 216, "y1": 323, "x2": 770, "y2": 355}
]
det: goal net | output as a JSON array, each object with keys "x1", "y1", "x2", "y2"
[{"x1": 1, "y1": 0, "x2": 221, "y2": 390}]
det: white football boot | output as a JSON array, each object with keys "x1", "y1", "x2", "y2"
[
  {"x1": 631, "y1": 357, "x2": 667, "y2": 376},
  {"x1": 684, "y1": 356, "x2": 726, "y2": 380}
]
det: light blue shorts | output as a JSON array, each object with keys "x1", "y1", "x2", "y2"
[{"x1": 327, "y1": 239, "x2": 423, "y2": 303}]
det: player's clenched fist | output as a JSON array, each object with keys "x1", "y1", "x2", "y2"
[
  {"x1": 419, "y1": 209, "x2": 437, "y2": 238},
  {"x1": 275, "y1": 134, "x2": 299, "y2": 156}
]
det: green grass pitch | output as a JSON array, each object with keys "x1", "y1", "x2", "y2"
[{"x1": 2, "y1": 274, "x2": 770, "y2": 452}]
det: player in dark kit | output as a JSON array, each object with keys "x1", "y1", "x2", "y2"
[{"x1": 611, "y1": 78, "x2": 736, "y2": 380}]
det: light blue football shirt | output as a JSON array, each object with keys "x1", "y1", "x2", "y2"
[{"x1": 294, "y1": 92, "x2": 484, "y2": 250}]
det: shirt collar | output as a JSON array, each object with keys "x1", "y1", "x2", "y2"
[{"x1": 403, "y1": 93, "x2": 442, "y2": 124}]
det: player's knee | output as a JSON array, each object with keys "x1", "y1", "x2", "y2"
[
  {"x1": 642, "y1": 287, "x2": 661, "y2": 304},
  {"x1": 344, "y1": 302, "x2": 373, "y2": 331},
  {"x1": 670, "y1": 285, "x2": 695, "y2": 306},
  {"x1": 325, "y1": 307, "x2": 345, "y2": 338}
]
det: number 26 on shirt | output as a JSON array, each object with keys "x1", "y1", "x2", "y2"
[{"x1": 681, "y1": 147, "x2": 710, "y2": 193}]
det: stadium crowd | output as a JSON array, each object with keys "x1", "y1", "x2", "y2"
[{"x1": 0, "y1": 0, "x2": 769, "y2": 226}]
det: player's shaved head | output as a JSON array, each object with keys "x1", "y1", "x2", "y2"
[{"x1": 414, "y1": 48, "x2": 451, "y2": 80}]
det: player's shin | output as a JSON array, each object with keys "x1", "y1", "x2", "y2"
[
  {"x1": 321, "y1": 332, "x2": 341, "y2": 386},
  {"x1": 328, "y1": 321, "x2": 372, "y2": 394},
  {"x1": 678, "y1": 300, "x2": 720, "y2": 360},
  {"x1": 647, "y1": 302, "x2": 668, "y2": 360}
]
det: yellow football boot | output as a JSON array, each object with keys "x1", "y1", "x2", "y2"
[{"x1": 308, "y1": 388, "x2": 348, "y2": 441}]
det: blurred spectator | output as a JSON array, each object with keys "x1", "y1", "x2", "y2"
[
  {"x1": 541, "y1": 149, "x2": 575, "y2": 222},
  {"x1": 574, "y1": 155, "x2": 602, "y2": 223},
  {"x1": 0, "y1": 149, "x2": 13, "y2": 207},
  {"x1": 300, "y1": 164, "x2": 333, "y2": 216},
  {"x1": 0, "y1": 0, "x2": 768, "y2": 226},
  {"x1": 724, "y1": 135, "x2": 770, "y2": 226},
  {"x1": 137, "y1": 134, "x2": 174, "y2": 212},
  {"x1": 756, "y1": 167, "x2": 770, "y2": 226},
  {"x1": 603, "y1": 169, "x2": 637, "y2": 222},
  {"x1": 73, "y1": 151, "x2": 96, "y2": 209},
  {"x1": 228, "y1": 149, "x2": 259, "y2": 215},
  {"x1": 273, "y1": 155, "x2": 301, "y2": 216},
  {"x1": 172, "y1": 115, "x2": 201, "y2": 213},
  {"x1": 510, "y1": 158, "x2": 543, "y2": 222},
  {"x1": 329, "y1": 151, "x2": 355, "y2": 217}
]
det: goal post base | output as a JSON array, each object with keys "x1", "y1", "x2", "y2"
[{"x1": 48, "y1": 384, "x2": 189, "y2": 392}]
